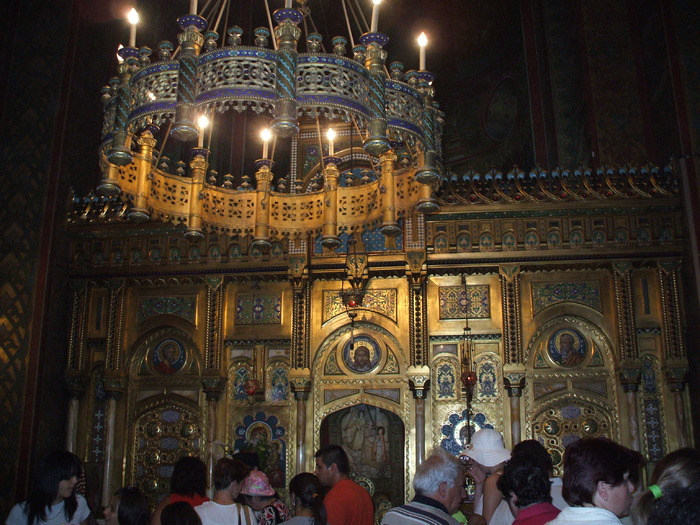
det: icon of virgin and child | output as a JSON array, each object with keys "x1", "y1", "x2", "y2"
[{"x1": 340, "y1": 405, "x2": 390, "y2": 478}]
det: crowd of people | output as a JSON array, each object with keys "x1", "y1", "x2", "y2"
[{"x1": 4, "y1": 437, "x2": 699, "y2": 525}]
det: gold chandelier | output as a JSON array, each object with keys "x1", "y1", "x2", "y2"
[{"x1": 94, "y1": 0, "x2": 444, "y2": 247}]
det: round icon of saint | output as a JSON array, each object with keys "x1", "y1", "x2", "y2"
[
  {"x1": 343, "y1": 335, "x2": 381, "y2": 373},
  {"x1": 548, "y1": 329, "x2": 586, "y2": 367},
  {"x1": 153, "y1": 339, "x2": 185, "y2": 374}
]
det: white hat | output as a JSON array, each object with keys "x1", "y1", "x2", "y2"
[{"x1": 462, "y1": 429, "x2": 511, "y2": 467}]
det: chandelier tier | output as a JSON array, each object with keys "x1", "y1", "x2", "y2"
[{"x1": 96, "y1": 1, "x2": 444, "y2": 244}]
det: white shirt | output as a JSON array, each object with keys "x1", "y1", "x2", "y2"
[
  {"x1": 6, "y1": 495, "x2": 90, "y2": 525},
  {"x1": 194, "y1": 500, "x2": 256, "y2": 525},
  {"x1": 545, "y1": 506, "x2": 622, "y2": 525},
  {"x1": 549, "y1": 478, "x2": 569, "y2": 510}
]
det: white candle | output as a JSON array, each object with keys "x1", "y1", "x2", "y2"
[
  {"x1": 261, "y1": 128, "x2": 272, "y2": 159},
  {"x1": 197, "y1": 115, "x2": 209, "y2": 148},
  {"x1": 370, "y1": 0, "x2": 381, "y2": 33},
  {"x1": 326, "y1": 128, "x2": 336, "y2": 156},
  {"x1": 285, "y1": 0, "x2": 292, "y2": 7},
  {"x1": 190, "y1": 0, "x2": 198, "y2": 14},
  {"x1": 418, "y1": 32, "x2": 428, "y2": 70},
  {"x1": 127, "y1": 9, "x2": 139, "y2": 48}
]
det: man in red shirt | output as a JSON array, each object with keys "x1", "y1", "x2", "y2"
[{"x1": 314, "y1": 445, "x2": 374, "y2": 525}]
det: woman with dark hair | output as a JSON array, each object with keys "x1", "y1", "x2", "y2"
[
  {"x1": 545, "y1": 437, "x2": 644, "y2": 524},
  {"x1": 510, "y1": 440, "x2": 567, "y2": 510},
  {"x1": 104, "y1": 487, "x2": 150, "y2": 525},
  {"x1": 160, "y1": 503, "x2": 202, "y2": 525},
  {"x1": 280, "y1": 473, "x2": 326, "y2": 525},
  {"x1": 5, "y1": 450, "x2": 91, "y2": 525},
  {"x1": 151, "y1": 457, "x2": 209, "y2": 525}
]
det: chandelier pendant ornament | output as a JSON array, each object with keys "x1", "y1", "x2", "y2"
[{"x1": 93, "y1": 1, "x2": 444, "y2": 242}]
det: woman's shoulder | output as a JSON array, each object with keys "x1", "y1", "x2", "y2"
[{"x1": 6, "y1": 501, "x2": 29, "y2": 525}]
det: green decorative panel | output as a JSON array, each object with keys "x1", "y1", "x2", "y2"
[
  {"x1": 137, "y1": 296, "x2": 197, "y2": 324},
  {"x1": 438, "y1": 285, "x2": 490, "y2": 320},
  {"x1": 531, "y1": 281, "x2": 602, "y2": 314},
  {"x1": 236, "y1": 294, "x2": 282, "y2": 324}
]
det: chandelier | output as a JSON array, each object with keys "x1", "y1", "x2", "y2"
[{"x1": 93, "y1": 0, "x2": 444, "y2": 246}]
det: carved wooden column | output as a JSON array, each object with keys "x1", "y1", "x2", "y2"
[
  {"x1": 503, "y1": 371, "x2": 526, "y2": 446},
  {"x1": 202, "y1": 376, "x2": 225, "y2": 482},
  {"x1": 613, "y1": 263, "x2": 639, "y2": 361},
  {"x1": 289, "y1": 256, "x2": 310, "y2": 370},
  {"x1": 289, "y1": 369, "x2": 312, "y2": 472},
  {"x1": 101, "y1": 280, "x2": 125, "y2": 507},
  {"x1": 408, "y1": 366, "x2": 431, "y2": 466},
  {"x1": 619, "y1": 364, "x2": 642, "y2": 451},
  {"x1": 64, "y1": 373, "x2": 88, "y2": 452},
  {"x1": 65, "y1": 280, "x2": 89, "y2": 452},
  {"x1": 101, "y1": 376, "x2": 124, "y2": 508},
  {"x1": 666, "y1": 362, "x2": 689, "y2": 448},
  {"x1": 406, "y1": 251, "x2": 428, "y2": 367},
  {"x1": 499, "y1": 266, "x2": 522, "y2": 365},
  {"x1": 658, "y1": 261, "x2": 684, "y2": 359}
]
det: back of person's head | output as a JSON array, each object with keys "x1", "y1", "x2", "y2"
[
  {"x1": 289, "y1": 473, "x2": 326, "y2": 525},
  {"x1": 646, "y1": 480, "x2": 700, "y2": 525},
  {"x1": 497, "y1": 457, "x2": 552, "y2": 508},
  {"x1": 213, "y1": 458, "x2": 249, "y2": 491},
  {"x1": 511, "y1": 440, "x2": 554, "y2": 476},
  {"x1": 27, "y1": 450, "x2": 83, "y2": 524},
  {"x1": 170, "y1": 456, "x2": 207, "y2": 497},
  {"x1": 315, "y1": 445, "x2": 349, "y2": 475},
  {"x1": 562, "y1": 437, "x2": 644, "y2": 506},
  {"x1": 232, "y1": 452, "x2": 260, "y2": 471},
  {"x1": 161, "y1": 502, "x2": 201, "y2": 525},
  {"x1": 413, "y1": 448, "x2": 464, "y2": 496},
  {"x1": 631, "y1": 449, "x2": 700, "y2": 525},
  {"x1": 116, "y1": 487, "x2": 150, "y2": 525}
]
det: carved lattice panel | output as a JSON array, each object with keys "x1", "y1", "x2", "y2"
[
  {"x1": 132, "y1": 403, "x2": 203, "y2": 506},
  {"x1": 531, "y1": 402, "x2": 612, "y2": 476}
]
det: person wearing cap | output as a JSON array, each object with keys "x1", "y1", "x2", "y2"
[
  {"x1": 314, "y1": 445, "x2": 374, "y2": 525},
  {"x1": 380, "y1": 448, "x2": 466, "y2": 525},
  {"x1": 460, "y1": 429, "x2": 512, "y2": 525},
  {"x1": 194, "y1": 458, "x2": 256, "y2": 525},
  {"x1": 240, "y1": 471, "x2": 291, "y2": 525}
]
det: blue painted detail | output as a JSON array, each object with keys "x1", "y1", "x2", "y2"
[
  {"x1": 197, "y1": 88, "x2": 277, "y2": 101},
  {"x1": 387, "y1": 118, "x2": 423, "y2": 138},
  {"x1": 297, "y1": 95, "x2": 370, "y2": 116},
  {"x1": 298, "y1": 54, "x2": 367, "y2": 75},
  {"x1": 178, "y1": 14, "x2": 207, "y2": 31},
  {"x1": 359, "y1": 32, "x2": 389, "y2": 47},
  {"x1": 131, "y1": 62, "x2": 179, "y2": 82},
  {"x1": 129, "y1": 101, "x2": 177, "y2": 120},
  {"x1": 385, "y1": 81, "x2": 423, "y2": 103},
  {"x1": 198, "y1": 48, "x2": 278, "y2": 64}
]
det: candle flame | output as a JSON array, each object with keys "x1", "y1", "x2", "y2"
[
  {"x1": 372, "y1": 0, "x2": 382, "y2": 5},
  {"x1": 418, "y1": 32, "x2": 428, "y2": 47},
  {"x1": 260, "y1": 128, "x2": 272, "y2": 142},
  {"x1": 326, "y1": 128, "x2": 336, "y2": 142},
  {"x1": 127, "y1": 8, "x2": 139, "y2": 25},
  {"x1": 197, "y1": 115, "x2": 210, "y2": 130}
]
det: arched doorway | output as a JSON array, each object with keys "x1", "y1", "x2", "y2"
[{"x1": 319, "y1": 403, "x2": 405, "y2": 507}]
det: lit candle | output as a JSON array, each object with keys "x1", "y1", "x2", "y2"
[
  {"x1": 197, "y1": 115, "x2": 209, "y2": 148},
  {"x1": 285, "y1": 0, "x2": 292, "y2": 7},
  {"x1": 326, "y1": 128, "x2": 336, "y2": 156},
  {"x1": 127, "y1": 8, "x2": 139, "y2": 48},
  {"x1": 418, "y1": 32, "x2": 427, "y2": 71},
  {"x1": 370, "y1": 0, "x2": 382, "y2": 33},
  {"x1": 190, "y1": 0, "x2": 198, "y2": 14},
  {"x1": 261, "y1": 128, "x2": 272, "y2": 159}
]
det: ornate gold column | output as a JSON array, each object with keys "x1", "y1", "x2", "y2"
[
  {"x1": 619, "y1": 364, "x2": 642, "y2": 451},
  {"x1": 289, "y1": 369, "x2": 312, "y2": 472},
  {"x1": 128, "y1": 125, "x2": 159, "y2": 222},
  {"x1": 251, "y1": 160, "x2": 273, "y2": 250},
  {"x1": 658, "y1": 261, "x2": 684, "y2": 359},
  {"x1": 289, "y1": 258, "x2": 310, "y2": 369},
  {"x1": 321, "y1": 158, "x2": 341, "y2": 250},
  {"x1": 65, "y1": 281, "x2": 89, "y2": 451},
  {"x1": 185, "y1": 149, "x2": 208, "y2": 240},
  {"x1": 666, "y1": 361, "x2": 689, "y2": 448},
  {"x1": 500, "y1": 265, "x2": 522, "y2": 365},
  {"x1": 408, "y1": 366, "x2": 431, "y2": 465},
  {"x1": 379, "y1": 150, "x2": 400, "y2": 237},
  {"x1": 503, "y1": 371, "x2": 525, "y2": 446},
  {"x1": 407, "y1": 264, "x2": 428, "y2": 367}
]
